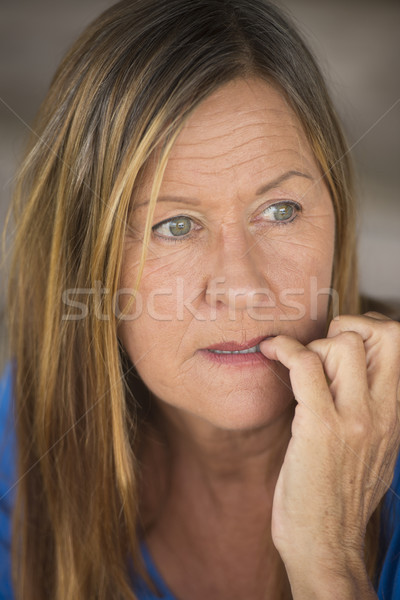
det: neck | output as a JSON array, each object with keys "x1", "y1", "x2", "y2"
[
  {"x1": 164, "y1": 397, "x2": 293, "y2": 479},
  {"x1": 139, "y1": 400, "x2": 295, "y2": 600}
]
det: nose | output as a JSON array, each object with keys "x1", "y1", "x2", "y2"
[{"x1": 205, "y1": 226, "x2": 272, "y2": 313}]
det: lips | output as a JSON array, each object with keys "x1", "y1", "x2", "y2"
[
  {"x1": 205, "y1": 336, "x2": 273, "y2": 352},
  {"x1": 200, "y1": 335, "x2": 274, "y2": 367}
]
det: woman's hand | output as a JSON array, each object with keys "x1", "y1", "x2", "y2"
[{"x1": 260, "y1": 312, "x2": 400, "y2": 598}]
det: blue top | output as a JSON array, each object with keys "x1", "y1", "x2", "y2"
[{"x1": 1, "y1": 363, "x2": 400, "y2": 599}]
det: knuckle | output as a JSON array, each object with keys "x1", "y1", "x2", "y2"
[
  {"x1": 296, "y1": 348, "x2": 321, "y2": 370},
  {"x1": 336, "y1": 330, "x2": 364, "y2": 350},
  {"x1": 327, "y1": 315, "x2": 358, "y2": 338},
  {"x1": 347, "y1": 417, "x2": 372, "y2": 439}
]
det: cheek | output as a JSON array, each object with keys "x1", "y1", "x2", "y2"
[
  {"x1": 255, "y1": 227, "x2": 334, "y2": 325},
  {"x1": 118, "y1": 245, "x2": 199, "y2": 365}
]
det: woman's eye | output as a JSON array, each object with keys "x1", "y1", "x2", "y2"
[
  {"x1": 152, "y1": 215, "x2": 194, "y2": 239},
  {"x1": 261, "y1": 201, "x2": 300, "y2": 223}
]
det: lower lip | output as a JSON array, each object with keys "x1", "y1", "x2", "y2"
[{"x1": 199, "y1": 349, "x2": 271, "y2": 366}]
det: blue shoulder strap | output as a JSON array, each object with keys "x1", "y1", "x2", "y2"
[{"x1": 132, "y1": 540, "x2": 178, "y2": 600}]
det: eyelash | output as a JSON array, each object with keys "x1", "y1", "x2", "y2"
[{"x1": 151, "y1": 201, "x2": 302, "y2": 243}]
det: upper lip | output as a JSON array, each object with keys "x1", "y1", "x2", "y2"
[{"x1": 205, "y1": 336, "x2": 272, "y2": 352}]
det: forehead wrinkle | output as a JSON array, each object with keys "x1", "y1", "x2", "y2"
[
  {"x1": 141, "y1": 80, "x2": 325, "y2": 206},
  {"x1": 179, "y1": 119, "x2": 304, "y2": 146},
  {"x1": 171, "y1": 130, "x2": 312, "y2": 169},
  {"x1": 187, "y1": 156, "x2": 271, "y2": 176},
  {"x1": 168, "y1": 138, "x2": 314, "y2": 169},
  {"x1": 169, "y1": 139, "x2": 274, "y2": 163},
  {"x1": 171, "y1": 131, "x2": 302, "y2": 154},
  {"x1": 185, "y1": 107, "x2": 276, "y2": 125},
  {"x1": 167, "y1": 149, "x2": 316, "y2": 179},
  {"x1": 176, "y1": 124, "x2": 266, "y2": 146}
]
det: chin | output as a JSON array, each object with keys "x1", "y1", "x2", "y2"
[
  {"x1": 213, "y1": 394, "x2": 295, "y2": 432},
  {"x1": 157, "y1": 381, "x2": 296, "y2": 434}
]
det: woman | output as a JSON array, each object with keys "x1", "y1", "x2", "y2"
[{"x1": 1, "y1": 0, "x2": 400, "y2": 598}]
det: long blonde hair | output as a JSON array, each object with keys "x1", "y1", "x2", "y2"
[{"x1": 7, "y1": 1, "x2": 378, "y2": 598}]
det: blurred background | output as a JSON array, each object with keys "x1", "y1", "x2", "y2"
[{"x1": 0, "y1": 0, "x2": 399, "y2": 372}]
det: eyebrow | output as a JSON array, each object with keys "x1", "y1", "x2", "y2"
[
  {"x1": 256, "y1": 170, "x2": 313, "y2": 195},
  {"x1": 134, "y1": 195, "x2": 201, "y2": 209},
  {"x1": 134, "y1": 169, "x2": 313, "y2": 209}
]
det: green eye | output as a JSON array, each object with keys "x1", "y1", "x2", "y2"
[
  {"x1": 169, "y1": 216, "x2": 192, "y2": 235},
  {"x1": 152, "y1": 215, "x2": 193, "y2": 239},
  {"x1": 262, "y1": 202, "x2": 299, "y2": 222},
  {"x1": 274, "y1": 204, "x2": 294, "y2": 221}
]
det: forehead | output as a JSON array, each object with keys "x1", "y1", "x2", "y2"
[{"x1": 163, "y1": 78, "x2": 319, "y2": 187}]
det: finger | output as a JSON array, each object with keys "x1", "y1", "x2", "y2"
[
  {"x1": 260, "y1": 335, "x2": 333, "y2": 417},
  {"x1": 362, "y1": 311, "x2": 393, "y2": 321},
  {"x1": 307, "y1": 332, "x2": 369, "y2": 415},
  {"x1": 327, "y1": 313, "x2": 395, "y2": 340},
  {"x1": 327, "y1": 314, "x2": 400, "y2": 398}
]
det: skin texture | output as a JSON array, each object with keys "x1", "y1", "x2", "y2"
[
  {"x1": 119, "y1": 79, "x2": 400, "y2": 599},
  {"x1": 121, "y1": 78, "x2": 335, "y2": 433}
]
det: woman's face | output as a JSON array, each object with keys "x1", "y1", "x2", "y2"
[{"x1": 119, "y1": 78, "x2": 335, "y2": 432}]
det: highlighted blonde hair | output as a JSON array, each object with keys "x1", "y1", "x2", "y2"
[{"x1": 7, "y1": 1, "x2": 378, "y2": 598}]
